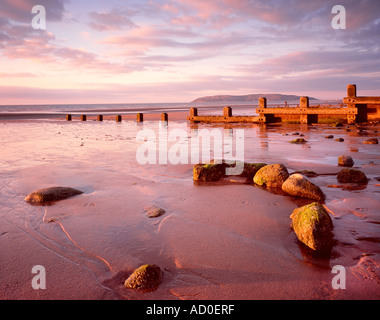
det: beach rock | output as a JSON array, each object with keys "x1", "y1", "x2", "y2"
[
  {"x1": 290, "y1": 138, "x2": 307, "y2": 144},
  {"x1": 291, "y1": 170, "x2": 318, "y2": 178},
  {"x1": 363, "y1": 138, "x2": 378, "y2": 144},
  {"x1": 25, "y1": 187, "x2": 83, "y2": 204},
  {"x1": 240, "y1": 162, "x2": 267, "y2": 180},
  {"x1": 337, "y1": 169, "x2": 368, "y2": 184},
  {"x1": 290, "y1": 202, "x2": 334, "y2": 252},
  {"x1": 124, "y1": 264, "x2": 162, "y2": 291},
  {"x1": 253, "y1": 164, "x2": 289, "y2": 188},
  {"x1": 330, "y1": 122, "x2": 343, "y2": 127},
  {"x1": 335, "y1": 138, "x2": 344, "y2": 142},
  {"x1": 325, "y1": 135, "x2": 334, "y2": 139},
  {"x1": 282, "y1": 174, "x2": 325, "y2": 201},
  {"x1": 145, "y1": 206, "x2": 165, "y2": 218},
  {"x1": 193, "y1": 163, "x2": 226, "y2": 182},
  {"x1": 338, "y1": 155, "x2": 354, "y2": 167}
]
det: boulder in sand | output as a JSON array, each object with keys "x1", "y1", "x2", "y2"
[
  {"x1": 253, "y1": 164, "x2": 289, "y2": 188},
  {"x1": 124, "y1": 264, "x2": 162, "y2": 291},
  {"x1": 290, "y1": 138, "x2": 307, "y2": 144},
  {"x1": 290, "y1": 202, "x2": 334, "y2": 252},
  {"x1": 337, "y1": 169, "x2": 368, "y2": 184},
  {"x1": 193, "y1": 162, "x2": 226, "y2": 182},
  {"x1": 282, "y1": 174, "x2": 325, "y2": 201},
  {"x1": 25, "y1": 187, "x2": 83, "y2": 204},
  {"x1": 363, "y1": 138, "x2": 378, "y2": 144},
  {"x1": 145, "y1": 206, "x2": 165, "y2": 218},
  {"x1": 338, "y1": 155, "x2": 354, "y2": 167},
  {"x1": 240, "y1": 162, "x2": 267, "y2": 180},
  {"x1": 291, "y1": 170, "x2": 318, "y2": 178}
]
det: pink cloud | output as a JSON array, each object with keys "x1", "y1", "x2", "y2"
[
  {"x1": 233, "y1": 50, "x2": 380, "y2": 83},
  {"x1": 87, "y1": 10, "x2": 136, "y2": 31},
  {"x1": 0, "y1": 0, "x2": 66, "y2": 23},
  {"x1": 0, "y1": 0, "x2": 379, "y2": 105}
]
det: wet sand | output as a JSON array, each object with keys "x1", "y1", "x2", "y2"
[{"x1": 0, "y1": 109, "x2": 379, "y2": 300}]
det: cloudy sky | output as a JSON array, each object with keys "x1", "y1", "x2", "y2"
[{"x1": 0, "y1": 0, "x2": 379, "y2": 104}]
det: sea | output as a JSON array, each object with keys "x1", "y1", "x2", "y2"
[{"x1": 0, "y1": 99, "x2": 341, "y2": 119}]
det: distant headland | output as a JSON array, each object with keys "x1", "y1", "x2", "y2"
[{"x1": 191, "y1": 93, "x2": 318, "y2": 103}]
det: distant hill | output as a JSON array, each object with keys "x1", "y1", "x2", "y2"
[{"x1": 191, "y1": 93, "x2": 317, "y2": 103}]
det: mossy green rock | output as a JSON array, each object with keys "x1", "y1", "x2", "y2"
[
  {"x1": 253, "y1": 164, "x2": 289, "y2": 188},
  {"x1": 290, "y1": 202, "x2": 334, "y2": 252},
  {"x1": 124, "y1": 264, "x2": 162, "y2": 291},
  {"x1": 25, "y1": 187, "x2": 83, "y2": 204},
  {"x1": 282, "y1": 174, "x2": 325, "y2": 201},
  {"x1": 240, "y1": 163, "x2": 267, "y2": 180},
  {"x1": 193, "y1": 163, "x2": 226, "y2": 182},
  {"x1": 290, "y1": 138, "x2": 307, "y2": 144}
]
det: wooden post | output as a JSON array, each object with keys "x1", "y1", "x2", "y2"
[
  {"x1": 81, "y1": 115, "x2": 87, "y2": 121},
  {"x1": 347, "y1": 111, "x2": 356, "y2": 124},
  {"x1": 190, "y1": 107, "x2": 198, "y2": 117},
  {"x1": 300, "y1": 96, "x2": 309, "y2": 108},
  {"x1": 259, "y1": 97, "x2": 267, "y2": 109},
  {"x1": 97, "y1": 115, "x2": 103, "y2": 121},
  {"x1": 137, "y1": 113, "x2": 143, "y2": 122},
  {"x1": 300, "y1": 114, "x2": 308, "y2": 124},
  {"x1": 161, "y1": 113, "x2": 168, "y2": 121},
  {"x1": 116, "y1": 115, "x2": 122, "y2": 122},
  {"x1": 300, "y1": 97, "x2": 310, "y2": 124},
  {"x1": 347, "y1": 84, "x2": 358, "y2": 123},
  {"x1": 66, "y1": 114, "x2": 72, "y2": 121},
  {"x1": 257, "y1": 98, "x2": 267, "y2": 122},
  {"x1": 347, "y1": 84, "x2": 357, "y2": 98},
  {"x1": 223, "y1": 106, "x2": 232, "y2": 117}
]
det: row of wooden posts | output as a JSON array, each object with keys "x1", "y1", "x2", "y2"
[{"x1": 66, "y1": 113, "x2": 169, "y2": 122}]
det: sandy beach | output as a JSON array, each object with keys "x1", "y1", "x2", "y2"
[{"x1": 0, "y1": 109, "x2": 379, "y2": 300}]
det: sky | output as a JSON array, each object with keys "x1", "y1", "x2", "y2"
[{"x1": 0, "y1": 0, "x2": 379, "y2": 104}]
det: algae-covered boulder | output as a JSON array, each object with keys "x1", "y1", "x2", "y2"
[
  {"x1": 124, "y1": 264, "x2": 162, "y2": 291},
  {"x1": 193, "y1": 162, "x2": 226, "y2": 182},
  {"x1": 282, "y1": 174, "x2": 325, "y2": 201},
  {"x1": 240, "y1": 163, "x2": 267, "y2": 180},
  {"x1": 25, "y1": 187, "x2": 83, "y2": 204},
  {"x1": 290, "y1": 138, "x2": 307, "y2": 144},
  {"x1": 290, "y1": 202, "x2": 334, "y2": 252},
  {"x1": 253, "y1": 164, "x2": 289, "y2": 188},
  {"x1": 338, "y1": 155, "x2": 354, "y2": 167},
  {"x1": 337, "y1": 168, "x2": 368, "y2": 184}
]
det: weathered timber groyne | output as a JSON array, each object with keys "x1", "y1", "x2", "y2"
[{"x1": 187, "y1": 85, "x2": 380, "y2": 124}]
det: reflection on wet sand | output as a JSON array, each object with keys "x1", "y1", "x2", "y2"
[{"x1": 0, "y1": 114, "x2": 379, "y2": 300}]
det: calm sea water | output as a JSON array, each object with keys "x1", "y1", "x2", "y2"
[
  {"x1": 0, "y1": 102, "x2": 191, "y2": 115},
  {"x1": 0, "y1": 99, "x2": 340, "y2": 115},
  {"x1": 0, "y1": 100, "x2": 343, "y2": 122}
]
